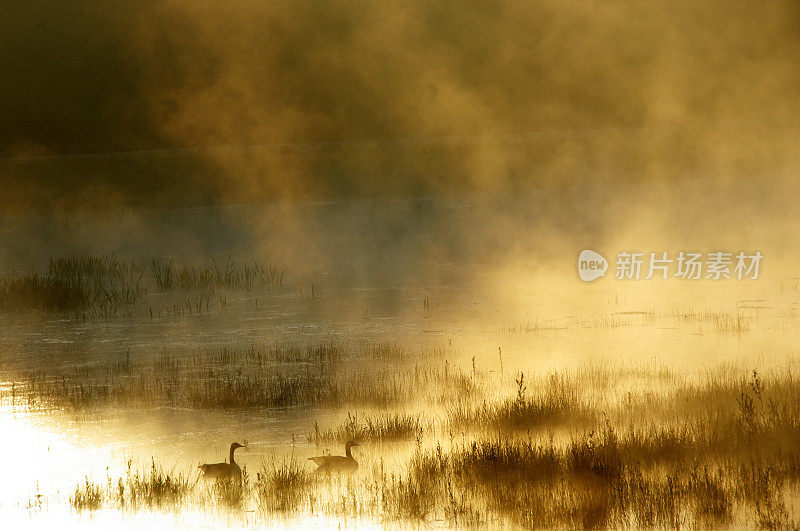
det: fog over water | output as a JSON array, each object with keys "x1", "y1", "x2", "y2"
[{"x1": 2, "y1": 2, "x2": 800, "y2": 528}]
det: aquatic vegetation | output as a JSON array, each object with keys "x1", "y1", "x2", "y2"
[
  {"x1": 448, "y1": 371, "x2": 596, "y2": 431},
  {"x1": 121, "y1": 459, "x2": 192, "y2": 509},
  {"x1": 64, "y1": 407, "x2": 800, "y2": 527},
  {"x1": 70, "y1": 460, "x2": 191, "y2": 511},
  {"x1": 254, "y1": 456, "x2": 314, "y2": 512},
  {"x1": 10, "y1": 342, "x2": 481, "y2": 411},
  {"x1": 70, "y1": 478, "x2": 104, "y2": 511},
  {"x1": 207, "y1": 468, "x2": 250, "y2": 510},
  {"x1": 150, "y1": 257, "x2": 284, "y2": 293},
  {"x1": 310, "y1": 412, "x2": 422, "y2": 443},
  {"x1": 11, "y1": 335, "x2": 800, "y2": 526},
  {"x1": 0, "y1": 254, "x2": 284, "y2": 316},
  {"x1": 0, "y1": 255, "x2": 147, "y2": 315},
  {"x1": 52, "y1": 355, "x2": 800, "y2": 527}
]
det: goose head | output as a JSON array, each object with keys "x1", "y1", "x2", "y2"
[
  {"x1": 229, "y1": 442, "x2": 245, "y2": 462},
  {"x1": 344, "y1": 440, "x2": 360, "y2": 457}
]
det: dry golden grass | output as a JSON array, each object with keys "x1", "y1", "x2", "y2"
[{"x1": 57, "y1": 349, "x2": 800, "y2": 527}]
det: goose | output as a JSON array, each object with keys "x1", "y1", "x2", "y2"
[
  {"x1": 308, "y1": 440, "x2": 360, "y2": 474},
  {"x1": 199, "y1": 442, "x2": 244, "y2": 481}
]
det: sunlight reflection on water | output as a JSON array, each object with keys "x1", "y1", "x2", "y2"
[{"x1": 1, "y1": 235, "x2": 799, "y2": 526}]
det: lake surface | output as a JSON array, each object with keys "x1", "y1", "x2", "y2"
[{"x1": 1, "y1": 196, "x2": 798, "y2": 527}]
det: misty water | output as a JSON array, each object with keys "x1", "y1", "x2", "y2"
[
  {"x1": 6, "y1": 1, "x2": 800, "y2": 526},
  {"x1": 1, "y1": 195, "x2": 798, "y2": 527}
]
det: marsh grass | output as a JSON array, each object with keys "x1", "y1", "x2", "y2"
[
  {"x1": 206, "y1": 468, "x2": 250, "y2": 510},
  {"x1": 254, "y1": 456, "x2": 314, "y2": 512},
  {"x1": 12, "y1": 342, "x2": 484, "y2": 411},
  {"x1": 150, "y1": 257, "x2": 283, "y2": 293},
  {"x1": 12, "y1": 343, "x2": 800, "y2": 458},
  {"x1": 25, "y1": 341, "x2": 800, "y2": 526},
  {"x1": 66, "y1": 407, "x2": 800, "y2": 528},
  {"x1": 310, "y1": 412, "x2": 422, "y2": 444},
  {"x1": 0, "y1": 254, "x2": 284, "y2": 316},
  {"x1": 300, "y1": 371, "x2": 798, "y2": 527},
  {"x1": 71, "y1": 459, "x2": 191, "y2": 512},
  {"x1": 508, "y1": 310, "x2": 657, "y2": 333},
  {"x1": 671, "y1": 308, "x2": 753, "y2": 333},
  {"x1": 508, "y1": 308, "x2": 767, "y2": 337},
  {"x1": 383, "y1": 428, "x2": 797, "y2": 528},
  {"x1": 70, "y1": 478, "x2": 104, "y2": 511},
  {"x1": 120, "y1": 459, "x2": 192, "y2": 509},
  {"x1": 449, "y1": 371, "x2": 596, "y2": 431},
  {"x1": 0, "y1": 255, "x2": 147, "y2": 316}
]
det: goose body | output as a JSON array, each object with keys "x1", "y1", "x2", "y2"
[
  {"x1": 200, "y1": 442, "x2": 243, "y2": 481},
  {"x1": 309, "y1": 440, "x2": 360, "y2": 474}
]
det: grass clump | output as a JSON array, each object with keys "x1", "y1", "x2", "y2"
[
  {"x1": 449, "y1": 371, "x2": 594, "y2": 431},
  {"x1": 389, "y1": 431, "x2": 789, "y2": 528},
  {"x1": 0, "y1": 255, "x2": 146, "y2": 315},
  {"x1": 63, "y1": 410, "x2": 800, "y2": 528},
  {"x1": 14, "y1": 343, "x2": 478, "y2": 412},
  {"x1": 310, "y1": 412, "x2": 422, "y2": 444},
  {"x1": 0, "y1": 254, "x2": 284, "y2": 316},
  {"x1": 206, "y1": 469, "x2": 249, "y2": 510},
  {"x1": 120, "y1": 459, "x2": 192, "y2": 509},
  {"x1": 150, "y1": 257, "x2": 283, "y2": 292},
  {"x1": 70, "y1": 460, "x2": 192, "y2": 512},
  {"x1": 255, "y1": 457, "x2": 314, "y2": 512},
  {"x1": 70, "y1": 478, "x2": 104, "y2": 511}
]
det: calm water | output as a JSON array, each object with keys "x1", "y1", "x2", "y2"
[{"x1": 1, "y1": 198, "x2": 798, "y2": 527}]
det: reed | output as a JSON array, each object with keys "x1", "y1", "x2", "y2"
[
  {"x1": 70, "y1": 459, "x2": 191, "y2": 511},
  {"x1": 0, "y1": 254, "x2": 285, "y2": 315},
  {"x1": 310, "y1": 412, "x2": 422, "y2": 444}
]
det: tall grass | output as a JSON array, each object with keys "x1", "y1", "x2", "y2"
[
  {"x1": 70, "y1": 459, "x2": 191, "y2": 511},
  {"x1": 11, "y1": 342, "x2": 484, "y2": 411},
  {"x1": 0, "y1": 255, "x2": 146, "y2": 315},
  {"x1": 0, "y1": 254, "x2": 284, "y2": 315},
  {"x1": 255, "y1": 457, "x2": 314, "y2": 512},
  {"x1": 150, "y1": 258, "x2": 284, "y2": 292},
  {"x1": 68, "y1": 414, "x2": 799, "y2": 528},
  {"x1": 70, "y1": 478, "x2": 104, "y2": 511},
  {"x1": 449, "y1": 371, "x2": 596, "y2": 431},
  {"x1": 378, "y1": 426, "x2": 797, "y2": 528},
  {"x1": 310, "y1": 412, "x2": 422, "y2": 444},
  {"x1": 27, "y1": 343, "x2": 800, "y2": 526}
]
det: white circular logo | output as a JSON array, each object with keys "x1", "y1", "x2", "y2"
[{"x1": 578, "y1": 250, "x2": 608, "y2": 282}]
